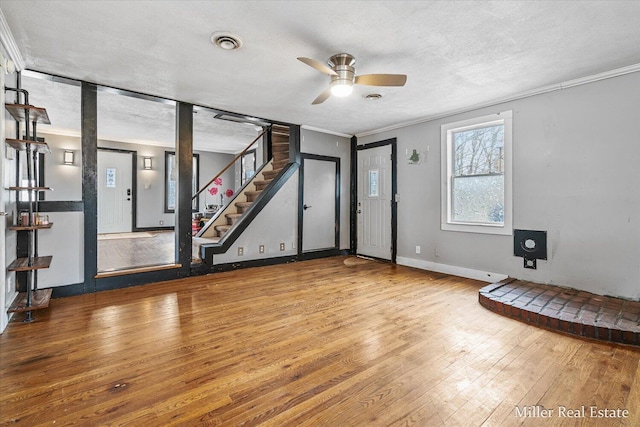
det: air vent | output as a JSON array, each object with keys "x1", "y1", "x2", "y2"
[{"x1": 210, "y1": 32, "x2": 244, "y2": 50}]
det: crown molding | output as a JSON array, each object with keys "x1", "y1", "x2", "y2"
[
  {"x1": 0, "y1": 9, "x2": 25, "y2": 71},
  {"x1": 355, "y1": 62, "x2": 640, "y2": 138},
  {"x1": 301, "y1": 124, "x2": 352, "y2": 139}
]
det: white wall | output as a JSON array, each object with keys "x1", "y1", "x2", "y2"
[
  {"x1": 358, "y1": 71, "x2": 640, "y2": 300},
  {"x1": 300, "y1": 129, "x2": 351, "y2": 249},
  {"x1": 212, "y1": 172, "x2": 299, "y2": 264},
  {"x1": 197, "y1": 150, "x2": 236, "y2": 213},
  {"x1": 38, "y1": 212, "x2": 83, "y2": 288},
  {"x1": 1, "y1": 47, "x2": 17, "y2": 332},
  {"x1": 97, "y1": 139, "x2": 234, "y2": 228},
  {"x1": 41, "y1": 133, "x2": 82, "y2": 200}
]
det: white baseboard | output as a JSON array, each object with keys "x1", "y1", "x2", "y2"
[{"x1": 396, "y1": 256, "x2": 508, "y2": 283}]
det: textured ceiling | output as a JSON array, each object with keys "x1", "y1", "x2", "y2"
[{"x1": 2, "y1": 0, "x2": 640, "y2": 143}]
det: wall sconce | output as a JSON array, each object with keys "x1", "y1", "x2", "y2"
[
  {"x1": 63, "y1": 150, "x2": 74, "y2": 165},
  {"x1": 143, "y1": 157, "x2": 152, "y2": 170}
]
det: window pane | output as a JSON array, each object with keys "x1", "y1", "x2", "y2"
[
  {"x1": 452, "y1": 175, "x2": 504, "y2": 223},
  {"x1": 369, "y1": 170, "x2": 379, "y2": 197},
  {"x1": 453, "y1": 124, "x2": 504, "y2": 176},
  {"x1": 167, "y1": 153, "x2": 176, "y2": 211}
]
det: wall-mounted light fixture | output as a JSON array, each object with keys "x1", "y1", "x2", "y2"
[
  {"x1": 63, "y1": 150, "x2": 74, "y2": 165},
  {"x1": 143, "y1": 157, "x2": 152, "y2": 170}
]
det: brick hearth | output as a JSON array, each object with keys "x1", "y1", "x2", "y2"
[{"x1": 479, "y1": 278, "x2": 640, "y2": 346}]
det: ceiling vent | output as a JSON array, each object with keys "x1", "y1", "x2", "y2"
[
  {"x1": 365, "y1": 93, "x2": 383, "y2": 101},
  {"x1": 210, "y1": 32, "x2": 244, "y2": 51}
]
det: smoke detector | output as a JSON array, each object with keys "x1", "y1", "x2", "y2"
[{"x1": 210, "y1": 32, "x2": 244, "y2": 50}]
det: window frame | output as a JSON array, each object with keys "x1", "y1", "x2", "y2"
[
  {"x1": 164, "y1": 151, "x2": 199, "y2": 213},
  {"x1": 440, "y1": 110, "x2": 513, "y2": 235}
]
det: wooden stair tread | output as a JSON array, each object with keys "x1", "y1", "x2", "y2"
[
  {"x1": 214, "y1": 225, "x2": 231, "y2": 231},
  {"x1": 271, "y1": 144, "x2": 289, "y2": 152},
  {"x1": 244, "y1": 190, "x2": 262, "y2": 196},
  {"x1": 226, "y1": 213, "x2": 243, "y2": 219},
  {"x1": 271, "y1": 124, "x2": 289, "y2": 135},
  {"x1": 235, "y1": 201, "x2": 253, "y2": 208},
  {"x1": 272, "y1": 160, "x2": 289, "y2": 169},
  {"x1": 7, "y1": 256, "x2": 53, "y2": 272},
  {"x1": 7, "y1": 289, "x2": 52, "y2": 313}
]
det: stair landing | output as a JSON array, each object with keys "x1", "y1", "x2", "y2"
[{"x1": 479, "y1": 278, "x2": 640, "y2": 346}]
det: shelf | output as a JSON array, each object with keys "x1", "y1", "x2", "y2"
[
  {"x1": 5, "y1": 138, "x2": 51, "y2": 153},
  {"x1": 9, "y1": 186, "x2": 53, "y2": 192},
  {"x1": 5, "y1": 104, "x2": 51, "y2": 125},
  {"x1": 8, "y1": 289, "x2": 52, "y2": 313},
  {"x1": 7, "y1": 256, "x2": 53, "y2": 272},
  {"x1": 8, "y1": 223, "x2": 53, "y2": 231}
]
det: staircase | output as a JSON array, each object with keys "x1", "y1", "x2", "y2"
[{"x1": 193, "y1": 125, "x2": 291, "y2": 260}]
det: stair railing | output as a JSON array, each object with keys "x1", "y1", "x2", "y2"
[{"x1": 192, "y1": 128, "x2": 267, "y2": 201}]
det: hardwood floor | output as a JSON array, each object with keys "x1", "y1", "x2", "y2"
[{"x1": 1, "y1": 257, "x2": 639, "y2": 426}]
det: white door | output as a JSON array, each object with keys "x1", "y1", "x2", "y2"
[
  {"x1": 97, "y1": 150, "x2": 133, "y2": 234},
  {"x1": 302, "y1": 158, "x2": 338, "y2": 252},
  {"x1": 357, "y1": 144, "x2": 392, "y2": 260}
]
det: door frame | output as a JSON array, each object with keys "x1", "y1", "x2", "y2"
[
  {"x1": 297, "y1": 153, "x2": 341, "y2": 260},
  {"x1": 97, "y1": 147, "x2": 137, "y2": 233},
  {"x1": 355, "y1": 138, "x2": 397, "y2": 263}
]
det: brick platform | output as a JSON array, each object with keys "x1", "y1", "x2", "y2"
[{"x1": 479, "y1": 278, "x2": 640, "y2": 346}]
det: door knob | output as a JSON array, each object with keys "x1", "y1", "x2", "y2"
[{"x1": 303, "y1": 204, "x2": 312, "y2": 210}]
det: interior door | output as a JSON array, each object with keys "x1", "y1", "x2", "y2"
[
  {"x1": 357, "y1": 144, "x2": 392, "y2": 260},
  {"x1": 97, "y1": 150, "x2": 133, "y2": 234},
  {"x1": 301, "y1": 156, "x2": 339, "y2": 253}
]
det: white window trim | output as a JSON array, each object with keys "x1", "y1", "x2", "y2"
[{"x1": 440, "y1": 110, "x2": 513, "y2": 235}]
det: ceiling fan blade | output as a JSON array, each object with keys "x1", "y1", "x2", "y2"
[
  {"x1": 312, "y1": 87, "x2": 332, "y2": 105},
  {"x1": 297, "y1": 57, "x2": 338, "y2": 76},
  {"x1": 355, "y1": 74, "x2": 407, "y2": 87}
]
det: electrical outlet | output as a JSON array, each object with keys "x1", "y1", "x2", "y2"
[
  {"x1": 159, "y1": 220, "x2": 164, "y2": 226},
  {"x1": 238, "y1": 247, "x2": 244, "y2": 256},
  {"x1": 416, "y1": 246, "x2": 421, "y2": 254},
  {"x1": 259, "y1": 245, "x2": 265, "y2": 254},
  {"x1": 435, "y1": 247, "x2": 440, "y2": 258},
  {"x1": 280, "y1": 242, "x2": 285, "y2": 251}
]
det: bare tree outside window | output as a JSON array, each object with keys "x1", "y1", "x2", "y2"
[{"x1": 452, "y1": 124, "x2": 505, "y2": 224}]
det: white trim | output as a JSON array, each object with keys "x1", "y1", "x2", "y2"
[
  {"x1": 0, "y1": 9, "x2": 24, "y2": 71},
  {"x1": 301, "y1": 124, "x2": 352, "y2": 139},
  {"x1": 397, "y1": 256, "x2": 508, "y2": 283},
  {"x1": 355, "y1": 63, "x2": 640, "y2": 138}
]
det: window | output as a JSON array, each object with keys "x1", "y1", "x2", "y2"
[
  {"x1": 164, "y1": 152, "x2": 199, "y2": 213},
  {"x1": 441, "y1": 111, "x2": 512, "y2": 235},
  {"x1": 241, "y1": 149, "x2": 256, "y2": 185},
  {"x1": 369, "y1": 170, "x2": 379, "y2": 197}
]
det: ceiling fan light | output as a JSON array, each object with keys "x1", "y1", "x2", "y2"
[{"x1": 331, "y1": 81, "x2": 353, "y2": 97}]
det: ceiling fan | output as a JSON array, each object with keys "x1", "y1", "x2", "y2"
[{"x1": 297, "y1": 53, "x2": 407, "y2": 104}]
